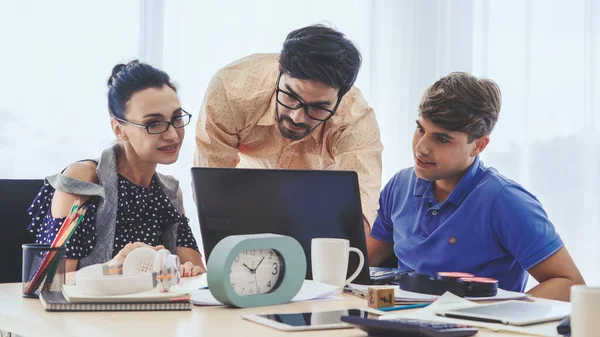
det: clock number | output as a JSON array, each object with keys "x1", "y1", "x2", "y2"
[
  {"x1": 257, "y1": 286, "x2": 261, "y2": 293},
  {"x1": 268, "y1": 251, "x2": 273, "y2": 259},
  {"x1": 249, "y1": 288, "x2": 254, "y2": 294},
  {"x1": 272, "y1": 263, "x2": 278, "y2": 275},
  {"x1": 234, "y1": 255, "x2": 239, "y2": 263},
  {"x1": 250, "y1": 249, "x2": 256, "y2": 256},
  {"x1": 241, "y1": 288, "x2": 245, "y2": 294},
  {"x1": 267, "y1": 280, "x2": 272, "y2": 288}
]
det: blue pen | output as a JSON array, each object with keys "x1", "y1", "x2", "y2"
[{"x1": 378, "y1": 303, "x2": 431, "y2": 312}]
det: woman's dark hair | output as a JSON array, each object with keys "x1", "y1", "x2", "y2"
[
  {"x1": 279, "y1": 24, "x2": 362, "y2": 97},
  {"x1": 107, "y1": 60, "x2": 177, "y2": 119},
  {"x1": 419, "y1": 72, "x2": 502, "y2": 143}
]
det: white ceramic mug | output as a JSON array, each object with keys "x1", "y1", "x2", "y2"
[
  {"x1": 311, "y1": 238, "x2": 365, "y2": 293},
  {"x1": 571, "y1": 285, "x2": 600, "y2": 337}
]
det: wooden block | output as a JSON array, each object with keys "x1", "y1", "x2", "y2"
[{"x1": 367, "y1": 287, "x2": 395, "y2": 308}]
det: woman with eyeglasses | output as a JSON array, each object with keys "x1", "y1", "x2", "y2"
[{"x1": 27, "y1": 60, "x2": 205, "y2": 276}]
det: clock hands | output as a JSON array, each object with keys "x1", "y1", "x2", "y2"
[
  {"x1": 243, "y1": 256, "x2": 265, "y2": 274},
  {"x1": 242, "y1": 257, "x2": 267, "y2": 295},
  {"x1": 254, "y1": 257, "x2": 265, "y2": 271},
  {"x1": 242, "y1": 263, "x2": 254, "y2": 273},
  {"x1": 253, "y1": 257, "x2": 265, "y2": 294}
]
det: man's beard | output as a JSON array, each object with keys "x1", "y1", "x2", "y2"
[{"x1": 276, "y1": 105, "x2": 319, "y2": 141}]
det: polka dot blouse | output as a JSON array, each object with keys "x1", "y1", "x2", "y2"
[{"x1": 27, "y1": 174, "x2": 199, "y2": 259}]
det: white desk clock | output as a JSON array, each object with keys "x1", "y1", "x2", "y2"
[{"x1": 207, "y1": 233, "x2": 306, "y2": 308}]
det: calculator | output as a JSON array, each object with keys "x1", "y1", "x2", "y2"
[{"x1": 340, "y1": 316, "x2": 478, "y2": 337}]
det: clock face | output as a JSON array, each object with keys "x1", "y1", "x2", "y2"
[{"x1": 229, "y1": 249, "x2": 285, "y2": 296}]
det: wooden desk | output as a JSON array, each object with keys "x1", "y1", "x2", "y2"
[{"x1": 0, "y1": 283, "x2": 534, "y2": 337}]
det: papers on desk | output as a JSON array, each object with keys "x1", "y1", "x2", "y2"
[
  {"x1": 290, "y1": 280, "x2": 341, "y2": 302},
  {"x1": 171, "y1": 274, "x2": 208, "y2": 292},
  {"x1": 380, "y1": 292, "x2": 569, "y2": 337},
  {"x1": 190, "y1": 280, "x2": 340, "y2": 306},
  {"x1": 347, "y1": 283, "x2": 529, "y2": 302}
]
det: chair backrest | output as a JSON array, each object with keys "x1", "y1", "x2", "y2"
[{"x1": 0, "y1": 179, "x2": 43, "y2": 283}]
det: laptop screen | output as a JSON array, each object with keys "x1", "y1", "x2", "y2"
[{"x1": 190, "y1": 167, "x2": 372, "y2": 285}]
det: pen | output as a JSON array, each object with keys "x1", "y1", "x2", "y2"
[{"x1": 378, "y1": 303, "x2": 431, "y2": 312}]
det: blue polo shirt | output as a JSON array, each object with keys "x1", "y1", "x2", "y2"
[{"x1": 370, "y1": 157, "x2": 563, "y2": 292}]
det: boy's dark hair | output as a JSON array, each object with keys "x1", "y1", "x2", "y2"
[
  {"x1": 419, "y1": 72, "x2": 502, "y2": 142},
  {"x1": 107, "y1": 60, "x2": 177, "y2": 119},
  {"x1": 279, "y1": 24, "x2": 361, "y2": 98}
]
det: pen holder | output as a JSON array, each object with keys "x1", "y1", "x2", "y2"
[{"x1": 22, "y1": 244, "x2": 66, "y2": 298}]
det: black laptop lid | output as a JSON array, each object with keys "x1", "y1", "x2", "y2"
[{"x1": 191, "y1": 167, "x2": 371, "y2": 285}]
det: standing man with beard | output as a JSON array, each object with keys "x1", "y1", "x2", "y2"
[{"x1": 194, "y1": 25, "x2": 383, "y2": 233}]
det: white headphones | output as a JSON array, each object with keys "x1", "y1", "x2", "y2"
[{"x1": 75, "y1": 248, "x2": 180, "y2": 296}]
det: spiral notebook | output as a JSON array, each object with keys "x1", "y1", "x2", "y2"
[
  {"x1": 39, "y1": 291, "x2": 192, "y2": 311},
  {"x1": 62, "y1": 285, "x2": 190, "y2": 303}
]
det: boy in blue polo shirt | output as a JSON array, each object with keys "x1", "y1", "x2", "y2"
[{"x1": 368, "y1": 72, "x2": 584, "y2": 301}]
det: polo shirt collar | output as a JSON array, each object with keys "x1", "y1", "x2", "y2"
[
  {"x1": 446, "y1": 156, "x2": 481, "y2": 206},
  {"x1": 413, "y1": 175, "x2": 432, "y2": 197},
  {"x1": 412, "y1": 156, "x2": 482, "y2": 206}
]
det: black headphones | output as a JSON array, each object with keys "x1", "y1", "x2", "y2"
[{"x1": 398, "y1": 272, "x2": 498, "y2": 297}]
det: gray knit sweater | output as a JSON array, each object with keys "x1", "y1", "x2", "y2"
[{"x1": 45, "y1": 144, "x2": 182, "y2": 269}]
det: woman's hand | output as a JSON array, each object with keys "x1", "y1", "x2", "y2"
[
  {"x1": 180, "y1": 261, "x2": 206, "y2": 277},
  {"x1": 108, "y1": 242, "x2": 165, "y2": 266},
  {"x1": 176, "y1": 246, "x2": 205, "y2": 277}
]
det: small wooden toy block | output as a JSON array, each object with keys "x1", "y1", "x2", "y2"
[{"x1": 367, "y1": 287, "x2": 395, "y2": 308}]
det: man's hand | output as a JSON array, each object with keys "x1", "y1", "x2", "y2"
[
  {"x1": 366, "y1": 236, "x2": 394, "y2": 267},
  {"x1": 527, "y1": 247, "x2": 585, "y2": 301}
]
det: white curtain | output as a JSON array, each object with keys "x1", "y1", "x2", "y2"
[
  {"x1": 1, "y1": 0, "x2": 597, "y2": 285},
  {"x1": 370, "y1": 0, "x2": 600, "y2": 287},
  {"x1": 0, "y1": 1, "x2": 139, "y2": 176}
]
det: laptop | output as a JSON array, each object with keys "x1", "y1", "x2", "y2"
[{"x1": 190, "y1": 167, "x2": 372, "y2": 285}]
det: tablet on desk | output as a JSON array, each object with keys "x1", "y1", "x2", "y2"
[
  {"x1": 435, "y1": 300, "x2": 570, "y2": 326},
  {"x1": 242, "y1": 308, "x2": 382, "y2": 331}
]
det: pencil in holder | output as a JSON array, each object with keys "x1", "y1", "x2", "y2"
[{"x1": 22, "y1": 244, "x2": 66, "y2": 298}]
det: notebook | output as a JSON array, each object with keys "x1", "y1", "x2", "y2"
[
  {"x1": 39, "y1": 291, "x2": 192, "y2": 311},
  {"x1": 62, "y1": 285, "x2": 190, "y2": 303}
]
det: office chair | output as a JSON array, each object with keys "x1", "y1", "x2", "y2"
[{"x1": 0, "y1": 179, "x2": 43, "y2": 283}]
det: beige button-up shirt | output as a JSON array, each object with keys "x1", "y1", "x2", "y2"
[{"x1": 194, "y1": 53, "x2": 383, "y2": 225}]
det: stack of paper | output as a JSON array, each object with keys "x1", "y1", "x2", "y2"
[
  {"x1": 191, "y1": 280, "x2": 340, "y2": 306},
  {"x1": 346, "y1": 283, "x2": 530, "y2": 302}
]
